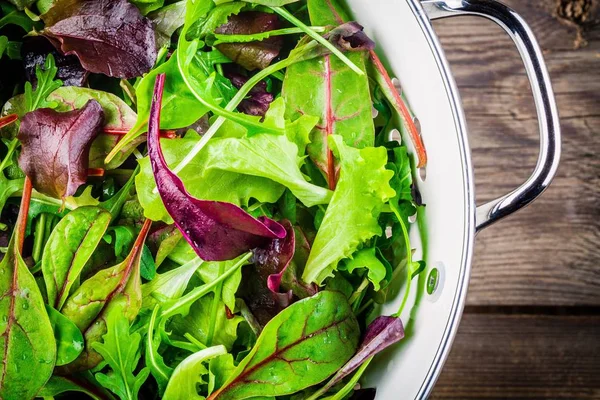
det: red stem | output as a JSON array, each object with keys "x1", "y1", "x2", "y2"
[
  {"x1": 87, "y1": 168, "x2": 105, "y2": 177},
  {"x1": 16, "y1": 177, "x2": 33, "y2": 254},
  {"x1": 369, "y1": 50, "x2": 428, "y2": 168},
  {"x1": 0, "y1": 114, "x2": 18, "y2": 130},
  {"x1": 103, "y1": 128, "x2": 177, "y2": 139}
]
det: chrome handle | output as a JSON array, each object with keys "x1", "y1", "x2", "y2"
[{"x1": 421, "y1": 0, "x2": 561, "y2": 232}]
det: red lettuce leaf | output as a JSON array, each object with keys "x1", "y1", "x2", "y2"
[
  {"x1": 42, "y1": 0, "x2": 157, "y2": 79},
  {"x1": 224, "y1": 67, "x2": 273, "y2": 117},
  {"x1": 22, "y1": 37, "x2": 87, "y2": 87},
  {"x1": 215, "y1": 11, "x2": 283, "y2": 71},
  {"x1": 18, "y1": 100, "x2": 104, "y2": 199},
  {"x1": 147, "y1": 73, "x2": 286, "y2": 262},
  {"x1": 325, "y1": 316, "x2": 404, "y2": 389},
  {"x1": 253, "y1": 219, "x2": 295, "y2": 295}
]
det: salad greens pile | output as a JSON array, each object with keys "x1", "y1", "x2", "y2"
[{"x1": 0, "y1": 0, "x2": 428, "y2": 399}]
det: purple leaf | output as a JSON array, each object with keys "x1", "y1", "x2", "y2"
[
  {"x1": 326, "y1": 22, "x2": 375, "y2": 53},
  {"x1": 22, "y1": 37, "x2": 88, "y2": 87},
  {"x1": 42, "y1": 0, "x2": 157, "y2": 79},
  {"x1": 325, "y1": 316, "x2": 404, "y2": 389},
  {"x1": 147, "y1": 73, "x2": 286, "y2": 262},
  {"x1": 224, "y1": 68, "x2": 274, "y2": 117},
  {"x1": 215, "y1": 11, "x2": 283, "y2": 71},
  {"x1": 253, "y1": 219, "x2": 295, "y2": 294},
  {"x1": 18, "y1": 100, "x2": 104, "y2": 199}
]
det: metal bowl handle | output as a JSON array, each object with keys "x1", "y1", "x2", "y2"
[{"x1": 421, "y1": 0, "x2": 561, "y2": 232}]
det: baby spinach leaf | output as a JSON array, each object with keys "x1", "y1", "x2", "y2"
[
  {"x1": 283, "y1": 0, "x2": 374, "y2": 186},
  {"x1": 42, "y1": 206, "x2": 112, "y2": 310},
  {"x1": 147, "y1": 74, "x2": 286, "y2": 261},
  {"x1": 59, "y1": 219, "x2": 151, "y2": 372},
  {"x1": 46, "y1": 304, "x2": 85, "y2": 365},
  {"x1": 0, "y1": 191, "x2": 56, "y2": 399},
  {"x1": 136, "y1": 132, "x2": 285, "y2": 224},
  {"x1": 302, "y1": 136, "x2": 395, "y2": 285},
  {"x1": 163, "y1": 345, "x2": 228, "y2": 400},
  {"x1": 140, "y1": 245, "x2": 157, "y2": 280},
  {"x1": 215, "y1": 11, "x2": 283, "y2": 71},
  {"x1": 43, "y1": 0, "x2": 157, "y2": 79},
  {"x1": 93, "y1": 305, "x2": 150, "y2": 400},
  {"x1": 38, "y1": 372, "x2": 116, "y2": 400},
  {"x1": 209, "y1": 291, "x2": 360, "y2": 399},
  {"x1": 18, "y1": 100, "x2": 104, "y2": 199}
]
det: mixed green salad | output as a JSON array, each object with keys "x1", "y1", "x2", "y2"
[{"x1": 0, "y1": 0, "x2": 429, "y2": 399}]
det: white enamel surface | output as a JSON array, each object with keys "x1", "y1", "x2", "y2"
[{"x1": 343, "y1": 0, "x2": 476, "y2": 398}]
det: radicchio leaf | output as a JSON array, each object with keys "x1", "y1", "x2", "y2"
[
  {"x1": 223, "y1": 67, "x2": 274, "y2": 117},
  {"x1": 42, "y1": 0, "x2": 157, "y2": 79},
  {"x1": 240, "y1": 220, "x2": 295, "y2": 325},
  {"x1": 147, "y1": 73, "x2": 286, "y2": 261},
  {"x1": 215, "y1": 11, "x2": 283, "y2": 71},
  {"x1": 17, "y1": 100, "x2": 104, "y2": 199},
  {"x1": 22, "y1": 36, "x2": 87, "y2": 87},
  {"x1": 324, "y1": 316, "x2": 404, "y2": 390}
]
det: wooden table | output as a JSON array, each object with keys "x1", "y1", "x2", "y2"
[{"x1": 427, "y1": 1, "x2": 600, "y2": 398}]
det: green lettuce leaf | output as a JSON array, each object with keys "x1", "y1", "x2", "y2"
[{"x1": 302, "y1": 136, "x2": 395, "y2": 285}]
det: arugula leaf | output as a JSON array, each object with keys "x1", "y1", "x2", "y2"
[
  {"x1": 93, "y1": 306, "x2": 150, "y2": 400},
  {"x1": 163, "y1": 345, "x2": 228, "y2": 400},
  {"x1": 302, "y1": 136, "x2": 395, "y2": 285},
  {"x1": 24, "y1": 53, "x2": 63, "y2": 112},
  {"x1": 145, "y1": 305, "x2": 172, "y2": 396},
  {"x1": 170, "y1": 294, "x2": 244, "y2": 350},
  {"x1": 141, "y1": 257, "x2": 202, "y2": 310},
  {"x1": 342, "y1": 247, "x2": 387, "y2": 291}
]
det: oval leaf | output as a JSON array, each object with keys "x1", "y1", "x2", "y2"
[
  {"x1": 42, "y1": 0, "x2": 157, "y2": 79},
  {"x1": 209, "y1": 291, "x2": 360, "y2": 399},
  {"x1": 17, "y1": 99, "x2": 104, "y2": 199},
  {"x1": 0, "y1": 224, "x2": 56, "y2": 398},
  {"x1": 46, "y1": 304, "x2": 85, "y2": 366},
  {"x1": 42, "y1": 206, "x2": 112, "y2": 310}
]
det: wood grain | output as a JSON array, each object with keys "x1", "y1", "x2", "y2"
[
  {"x1": 431, "y1": 314, "x2": 600, "y2": 399},
  {"x1": 431, "y1": 0, "x2": 600, "y2": 306}
]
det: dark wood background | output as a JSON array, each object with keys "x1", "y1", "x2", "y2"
[{"x1": 427, "y1": 0, "x2": 600, "y2": 398}]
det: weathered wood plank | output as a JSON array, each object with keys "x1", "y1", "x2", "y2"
[
  {"x1": 431, "y1": 0, "x2": 600, "y2": 305},
  {"x1": 431, "y1": 313, "x2": 600, "y2": 399}
]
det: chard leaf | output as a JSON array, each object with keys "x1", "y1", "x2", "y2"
[
  {"x1": 46, "y1": 304, "x2": 85, "y2": 366},
  {"x1": 163, "y1": 345, "x2": 228, "y2": 400},
  {"x1": 42, "y1": 0, "x2": 157, "y2": 79},
  {"x1": 325, "y1": 316, "x2": 404, "y2": 390},
  {"x1": 208, "y1": 291, "x2": 360, "y2": 399},
  {"x1": 59, "y1": 220, "x2": 151, "y2": 373},
  {"x1": 282, "y1": 0, "x2": 374, "y2": 185},
  {"x1": 302, "y1": 136, "x2": 395, "y2": 285},
  {"x1": 148, "y1": 1, "x2": 186, "y2": 48},
  {"x1": 17, "y1": 100, "x2": 104, "y2": 199},
  {"x1": 0, "y1": 196, "x2": 56, "y2": 399},
  {"x1": 215, "y1": 11, "x2": 283, "y2": 71},
  {"x1": 170, "y1": 294, "x2": 244, "y2": 351},
  {"x1": 93, "y1": 306, "x2": 150, "y2": 400},
  {"x1": 42, "y1": 206, "x2": 112, "y2": 310},
  {"x1": 147, "y1": 74, "x2": 286, "y2": 261},
  {"x1": 136, "y1": 132, "x2": 284, "y2": 224},
  {"x1": 141, "y1": 257, "x2": 202, "y2": 310}
]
